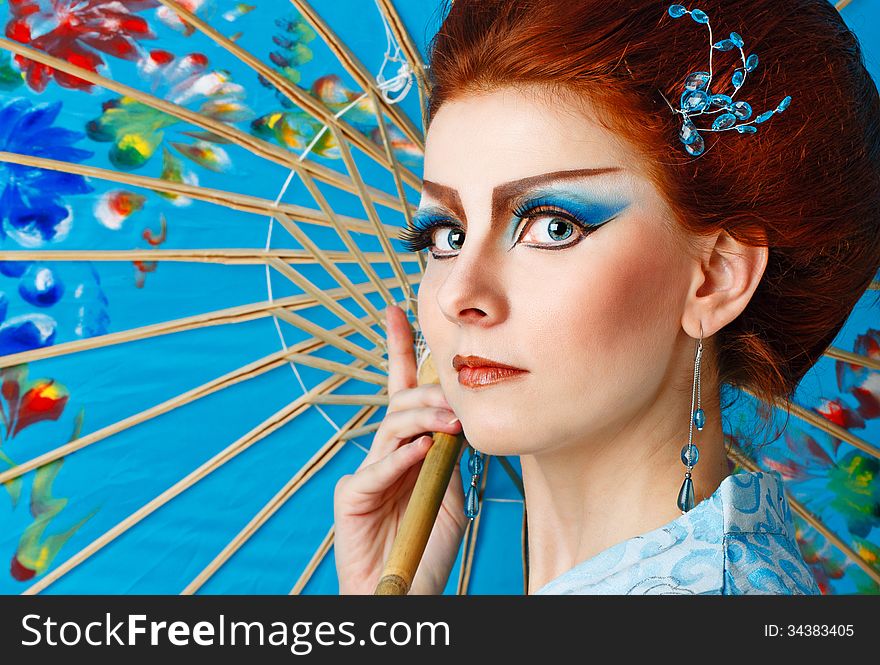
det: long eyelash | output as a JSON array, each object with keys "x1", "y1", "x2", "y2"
[
  {"x1": 511, "y1": 203, "x2": 593, "y2": 239},
  {"x1": 397, "y1": 204, "x2": 597, "y2": 254},
  {"x1": 398, "y1": 218, "x2": 460, "y2": 253}
]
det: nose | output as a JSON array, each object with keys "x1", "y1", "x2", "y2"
[{"x1": 435, "y1": 242, "x2": 508, "y2": 327}]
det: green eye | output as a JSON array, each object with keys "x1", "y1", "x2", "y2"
[
  {"x1": 544, "y1": 217, "x2": 575, "y2": 242},
  {"x1": 435, "y1": 227, "x2": 465, "y2": 252},
  {"x1": 515, "y1": 212, "x2": 586, "y2": 248}
]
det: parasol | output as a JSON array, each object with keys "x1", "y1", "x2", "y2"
[{"x1": 0, "y1": 0, "x2": 876, "y2": 595}]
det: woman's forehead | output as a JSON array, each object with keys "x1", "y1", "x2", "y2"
[{"x1": 422, "y1": 86, "x2": 642, "y2": 193}]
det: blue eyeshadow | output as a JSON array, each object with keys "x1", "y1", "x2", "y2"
[
  {"x1": 516, "y1": 187, "x2": 631, "y2": 226},
  {"x1": 411, "y1": 206, "x2": 455, "y2": 227}
]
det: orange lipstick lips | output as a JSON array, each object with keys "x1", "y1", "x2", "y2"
[{"x1": 453, "y1": 354, "x2": 528, "y2": 389}]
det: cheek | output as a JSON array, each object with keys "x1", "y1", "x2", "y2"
[
  {"x1": 415, "y1": 272, "x2": 466, "y2": 400},
  {"x1": 524, "y1": 225, "x2": 687, "y2": 385},
  {"x1": 415, "y1": 270, "x2": 446, "y2": 356}
]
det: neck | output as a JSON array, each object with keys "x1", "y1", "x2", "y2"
[{"x1": 522, "y1": 387, "x2": 730, "y2": 595}]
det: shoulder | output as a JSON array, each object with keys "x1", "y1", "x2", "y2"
[{"x1": 720, "y1": 470, "x2": 821, "y2": 595}]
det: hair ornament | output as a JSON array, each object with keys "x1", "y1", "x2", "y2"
[{"x1": 664, "y1": 4, "x2": 792, "y2": 156}]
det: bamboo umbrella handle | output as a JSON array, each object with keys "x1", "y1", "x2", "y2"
[{"x1": 374, "y1": 351, "x2": 466, "y2": 595}]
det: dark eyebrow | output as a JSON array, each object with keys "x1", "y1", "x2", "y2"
[{"x1": 420, "y1": 167, "x2": 623, "y2": 230}]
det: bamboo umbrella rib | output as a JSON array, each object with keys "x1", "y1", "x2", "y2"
[
  {"x1": 286, "y1": 0, "x2": 424, "y2": 151},
  {"x1": 367, "y1": 86, "x2": 419, "y2": 314},
  {"x1": 266, "y1": 256, "x2": 384, "y2": 346},
  {"x1": 269, "y1": 212, "x2": 388, "y2": 330},
  {"x1": 23, "y1": 356, "x2": 381, "y2": 595},
  {"x1": 374, "y1": 0, "x2": 431, "y2": 98},
  {"x1": 786, "y1": 397, "x2": 880, "y2": 460},
  {"x1": 457, "y1": 456, "x2": 490, "y2": 595},
  {"x1": 286, "y1": 353, "x2": 387, "y2": 386},
  {"x1": 1, "y1": 249, "x2": 416, "y2": 265},
  {"x1": 290, "y1": 525, "x2": 336, "y2": 595},
  {"x1": 329, "y1": 124, "x2": 415, "y2": 306},
  {"x1": 726, "y1": 445, "x2": 880, "y2": 585},
  {"x1": 131, "y1": 2, "x2": 423, "y2": 298},
  {"x1": 494, "y1": 456, "x2": 525, "y2": 499},
  {"x1": 375, "y1": 0, "x2": 430, "y2": 90},
  {"x1": 456, "y1": 518, "x2": 475, "y2": 595},
  {"x1": 0, "y1": 315, "x2": 378, "y2": 487},
  {"x1": 0, "y1": 151, "x2": 402, "y2": 238},
  {"x1": 822, "y1": 345, "x2": 880, "y2": 371},
  {"x1": 338, "y1": 421, "x2": 381, "y2": 441},
  {"x1": 271, "y1": 306, "x2": 387, "y2": 370},
  {"x1": 0, "y1": 291, "x2": 308, "y2": 369},
  {"x1": 153, "y1": 0, "x2": 421, "y2": 191},
  {"x1": 0, "y1": 274, "x2": 415, "y2": 369},
  {"x1": 182, "y1": 402, "x2": 382, "y2": 594},
  {"x1": 368, "y1": 87, "x2": 417, "y2": 233},
  {"x1": 413, "y1": 61, "x2": 428, "y2": 134},
  {"x1": 0, "y1": 38, "x2": 410, "y2": 211},
  {"x1": 0, "y1": 351, "x2": 288, "y2": 488},
  {"x1": 870, "y1": 280, "x2": 879, "y2": 290},
  {"x1": 308, "y1": 394, "x2": 388, "y2": 406},
  {"x1": 291, "y1": 170, "x2": 398, "y2": 310},
  {"x1": 738, "y1": 386, "x2": 880, "y2": 460}
]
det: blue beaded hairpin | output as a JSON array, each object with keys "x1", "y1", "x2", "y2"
[{"x1": 663, "y1": 4, "x2": 792, "y2": 156}]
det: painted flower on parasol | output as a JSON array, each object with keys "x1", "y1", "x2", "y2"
[
  {"x1": 6, "y1": 0, "x2": 161, "y2": 92},
  {"x1": 0, "y1": 364, "x2": 98, "y2": 581},
  {"x1": 0, "y1": 98, "x2": 93, "y2": 246}
]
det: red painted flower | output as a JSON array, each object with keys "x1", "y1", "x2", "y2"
[
  {"x1": 5, "y1": 0, "x2": 160, "y2": 92},
  {"x1": 10, "y1": 554, "x2": 35, "y2": 581},
  {"x1": 0, "y1": 365, "x2": 68, "y2": 439}
]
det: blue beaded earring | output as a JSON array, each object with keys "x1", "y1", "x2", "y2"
[
  {"x1": 678, "y1": 323, "x2": 704, "y2": 513},
  {"x1": 464, "y1": 445, "x2": 485, "y2": 520}
]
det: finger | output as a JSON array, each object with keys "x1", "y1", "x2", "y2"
[
  {"x1": 384, "y1": 304, "x2": 417, "y2": 398},
  {"x1": 366, "y1": 407, "x2": 461, "y2": 462},
  {"x1": 347, "y1": 436, "x2": 434, "y2": 502},
  {"x1": 386, "y1": 383, "x2": 453, "y2": 414}
]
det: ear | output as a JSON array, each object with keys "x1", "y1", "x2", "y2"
[{"x1": 681, "y1": 230, "x2": 769, "y2": 339}]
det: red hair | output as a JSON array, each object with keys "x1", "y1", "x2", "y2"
[{"x1": 423, "y1": 0, "x2": 880, "y2": 441}]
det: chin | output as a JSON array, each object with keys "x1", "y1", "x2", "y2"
[
  {"x1": 462, "y1": 436, "x2": 526, "y2": 457},
  {"x1": 458, "y1": 419, "x2": 538, "y2": 456}
]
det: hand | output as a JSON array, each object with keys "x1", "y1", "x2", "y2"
[{"x1": 333, "y1": 303, "x2": 468, "y2": 595}]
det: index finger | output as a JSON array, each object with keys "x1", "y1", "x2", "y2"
[{"x1": 384, "y1": 303, "x2": 417, "y2": 397}]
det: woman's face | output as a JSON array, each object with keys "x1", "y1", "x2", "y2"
[{"x1": 414, "y1": 85, "x2": 697, "y2": 456}]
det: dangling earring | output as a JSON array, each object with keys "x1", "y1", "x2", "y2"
[
  {"x1": 464, "y1": 445, "x2": 484, "y2": 520},
  {"x1": 678, "y1": 322, "x2": 704, "y2": 513}
]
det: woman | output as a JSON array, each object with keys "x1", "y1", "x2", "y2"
[{"x1": 333, "y1": 0, "x2": 880, "y2": 594}]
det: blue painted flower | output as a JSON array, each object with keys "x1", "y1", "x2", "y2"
[
  {"x1": 0, "y1": 97, "x2": 94, "y2": 247},
  {"x1": 0, "y1": 313, "x2": 56, "y2": 353}
]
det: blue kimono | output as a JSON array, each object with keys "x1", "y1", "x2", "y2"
[{"x1": 532, "y1": 469, "x2": 821, "y2": 595}]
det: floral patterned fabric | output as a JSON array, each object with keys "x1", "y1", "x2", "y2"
[{"x1": 532, "y1": 470, "x2": 821, "y2": 595}]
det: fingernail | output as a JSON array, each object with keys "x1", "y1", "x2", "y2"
[{"x1": 446, "y1": 416, "x2": 460, "y2": 425}]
